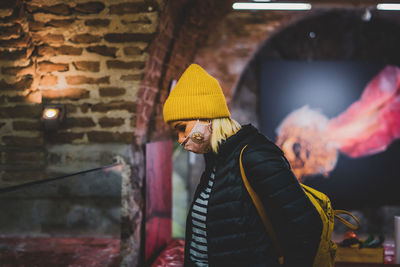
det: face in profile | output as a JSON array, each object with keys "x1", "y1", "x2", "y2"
[{"x1": 169, "y1": 120, "x2": 212, "y2": 154}]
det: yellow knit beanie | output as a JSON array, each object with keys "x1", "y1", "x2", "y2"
[{"x1": 163, "y1": 64, "x2": 231, "y2": 123}]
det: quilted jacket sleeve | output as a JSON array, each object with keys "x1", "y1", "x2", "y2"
[{"x1": 242, "y1": 142, "x2": 323, "y2": 267}]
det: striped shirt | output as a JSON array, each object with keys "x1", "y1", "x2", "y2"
[{"x1": 189, "y1": 168, "x2": 216, "y2": 267}]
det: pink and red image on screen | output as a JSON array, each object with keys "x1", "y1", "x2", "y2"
[{"x1": 275, "y1": 65, "x2": 400, "y2": 180}]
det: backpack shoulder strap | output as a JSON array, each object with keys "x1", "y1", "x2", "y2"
[
  {"x1": 334, "y1": 210, "x2": 361, "y2": 230},
  {"x1": 239, "y1": 145, "x2": 284, "y2": 265}
]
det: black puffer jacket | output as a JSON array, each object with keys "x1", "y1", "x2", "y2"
[{"x1": 184, "y1": 124, "x2": 323, "y2": 267}]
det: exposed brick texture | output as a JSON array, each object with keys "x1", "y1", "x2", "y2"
[
  {"x1": 38, "y1": 61, "x2": 69, "y2": 72},
  {"x1": 85, "y1": 19, "x2": 110, "y2": 27},
  {"x1": 0, "y1": 24, "x2": 23, "y2": 39},
  {"x1": 135, "y1": 0, "x2": 235, "y2": 141},
  {"x1": 99, "y1": 87, "x2": 126, "y2": 97},
  {"x1": 86, "y1": 45, "x2": 117, "y2": 57},
  {"x1": 12, "y1": 120, "x2": 42, "y2": 131},
  {"x1": 91, "y1": 101, "x2": 136, "y2": 112},
  {"x1": 1, "y1": 92, "x2": 40, "y2": 104},
  {"x1": 80, "y1": 103, "x2": 91, "y2": 113},
  {"x1": 0, "y1": 49, "x2": 28, "y2": 60},
  {"x1": 65, "y1": 75, "x2": 109, "y2": 85},
  {"x1": 124, "y1": 46, "x2": 144, "y2": 55},
  {"x1": 61, "y1": 117, "x2": 96, "y2": 128},
  {"x1": 45, "y1": 19, "x2": 74, "y2": 28},
  {"x1": 2, "y1": 63, "x2": 34, "y2": 76},
  {"x1": 104, "y1": 33, "x2": 154, "y2": 43},
  {"x1": 74, "y1": 2, "x2": 105, "y2": 14},
  {"x1": 98, "y1": 117, "x2": 125, "y2": 127},
  {"x1": 27, "y1": 4, "x2": 71, "y2": 15},
  {"x1": 109, "y1": 2, "x2": 159, "y2": 14},
  {"x1": 32, "y1": 33, "x2": 65, "y2": 44},
  {"x1": 29, "y1": 21, "x2": 46, "y2": 32},
  {"x1": 0, "y1": 105, "x2": 42, "y2": 118},
  {"x1": 39, "y1": 75, "x2": 58, "y2": 86},
  {"x1": 46, "y1": 132, "x2": 85, "y2": 143},
  {"x1": 65, "y1": 104, "x2": 78, "y2": 114},
  {"x1": 41, "y1": 88, "x2": 90, "y2": 100},
  {"x1": 0, "y1": 76, "x2": 33, "y2": 91},
  {"x1": 121, "y1": 74, "x2": 143, "y2": 81},
  {"x1": 106, "y1": 60, "x2": 145, "y2": 69},
  {"x1": 0, "y1": 35, "x2": 30, "y2": 47},
  {"x1": 37, "y1": 45, "x2": 83, "y2": 56},
  {"x1": 73, "y1": 61, "x2": 100, "y2": 72},
  {"x1": 69, "y1": 34, "x2": 102, "y2": 44}
]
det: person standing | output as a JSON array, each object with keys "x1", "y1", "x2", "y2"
[{"x1": 162, "y1": 64, "x2": 322, "y2": 267}]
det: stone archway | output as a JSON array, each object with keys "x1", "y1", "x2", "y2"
[
  {"x1": 230, "y1": 9, "x2": 400, "y2": 237},
  {"x1": 232, "y1": 9, "x2": 400, "y2": 127},
  {"x1": 135, "y1": 0, "x2": 235, "y2": 144}
]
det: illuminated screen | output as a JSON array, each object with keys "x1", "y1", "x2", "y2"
[{"x1": 260, "y1": 61, "x2": 400, "y2": 209}]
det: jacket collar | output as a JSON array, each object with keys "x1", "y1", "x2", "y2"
[
  {"x1": 217, "y1": 124, "x2": 258, "y2": 157},
  {"x1": 203, "y1": 124, "x2": 259, "y2": 166}
]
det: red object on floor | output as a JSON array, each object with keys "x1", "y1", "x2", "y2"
[
  {"x1": 150, "y1": 239, "x2": 185, "y2": 267},
  {"x1": 0, "y1": 236, "x2": 120, "y2": 267}
]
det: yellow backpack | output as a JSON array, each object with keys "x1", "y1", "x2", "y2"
[{"x1": 239, "y1": 145, "x2": 360, "y2": 266}]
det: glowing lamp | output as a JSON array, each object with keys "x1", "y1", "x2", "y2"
[
  {"x1": 41, "y1": 104, "x2": 65, "y2": 131},
  {"x1": 43, "y1": 108, "x2": 59, "y2": 119}
]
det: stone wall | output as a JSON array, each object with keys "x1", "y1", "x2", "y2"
[
  {"x1": 0, "y1": 0, "x2": 162, "y2": 182},
  {"x1": 0, "y1": 1, "x2": 163, "y2": 266}
]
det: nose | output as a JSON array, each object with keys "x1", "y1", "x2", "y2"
[{"x1": 178, "y1": 133, "x2": 187, "y2": 145}]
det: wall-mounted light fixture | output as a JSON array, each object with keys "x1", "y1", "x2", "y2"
[{"x1": 41, "y1": 104, "x2": 66, "y2": 132}]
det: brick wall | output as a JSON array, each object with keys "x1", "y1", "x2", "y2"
[
  {"x1": 0, "y1": 0, "x2": 162, "y2": 181},
  {"x1": 136, "y1": 0, "x2": 235, "y2": 142},
  {"x1": 195, "y1": 10, "x2": 312, "y2": 103},
  {"x1": 137, "y1": 3, "x2": 317, "y2": 138},
  {"x1": 0, "y1": 1, "x2": 163, "y2": 266}
]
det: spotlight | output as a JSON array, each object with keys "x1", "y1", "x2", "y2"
[
  {"x1": 362, "y1": 8, "x2": 372, "y2": 21},
  {"x1": 43, "y1": 108, "x2": 59, "y2": 119},
  {"x1": 41, "y1": 104, "x2": 65, "y2": 131}
]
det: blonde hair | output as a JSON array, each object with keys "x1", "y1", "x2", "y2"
[{"x1": 210, "y1": 118, "x2": 242, "y2": 153}]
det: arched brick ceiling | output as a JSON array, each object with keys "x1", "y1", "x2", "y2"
[
  {"x1": 136, "y1": 0, "x2": 400, "y2": 143},
  {"x1": 231, "y1": 9, "x2": 400, "y2": 127}
]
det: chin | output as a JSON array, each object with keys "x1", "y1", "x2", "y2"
[{"x1": 185, "y1": 148, "x2": 203, "y2": 154}]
